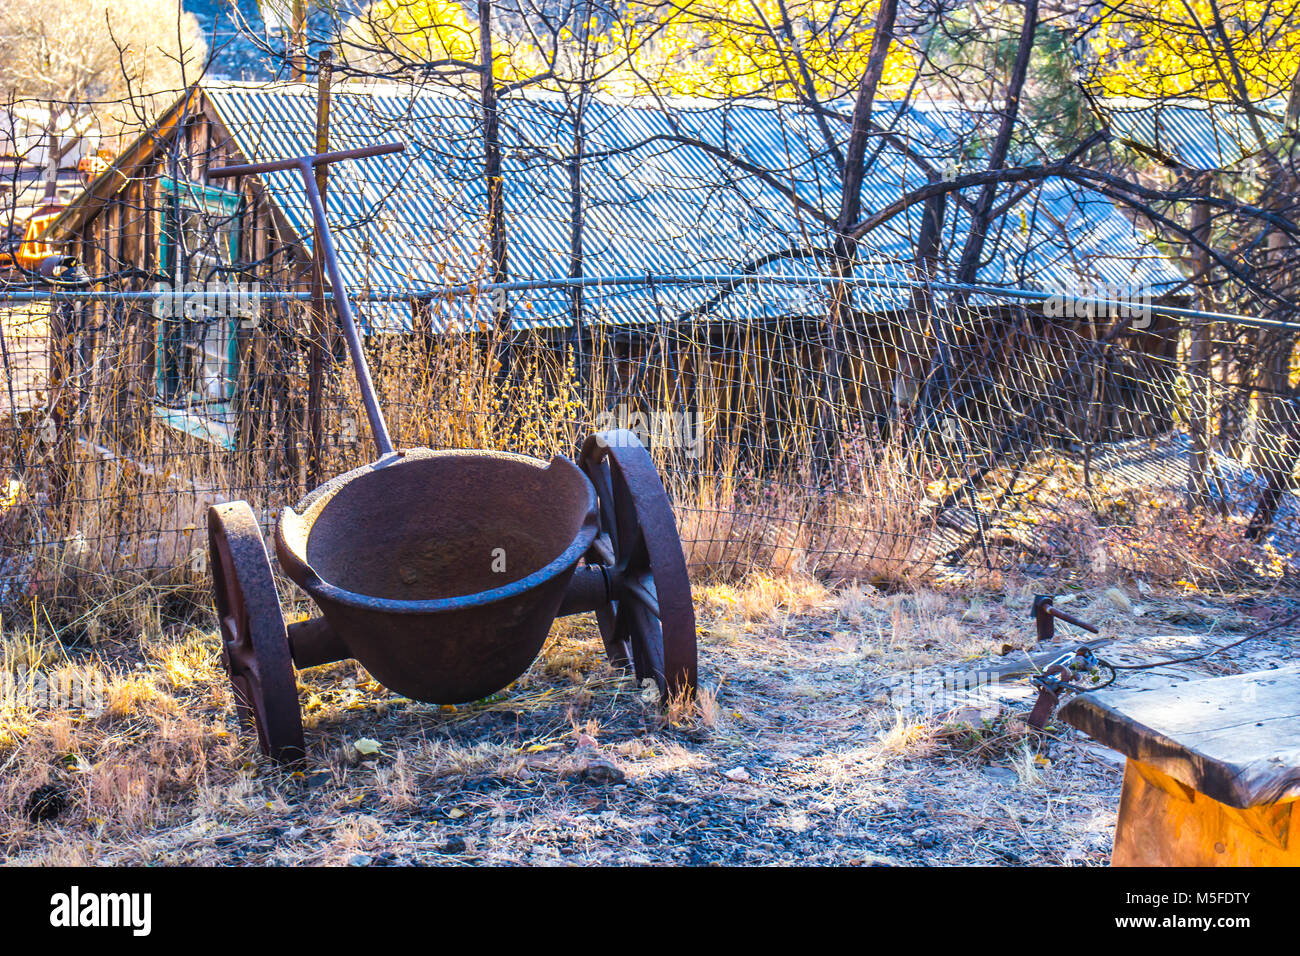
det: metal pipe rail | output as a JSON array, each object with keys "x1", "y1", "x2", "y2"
[{"x1": 5, "y1": 274, "x2": 1297, "y2": 334}]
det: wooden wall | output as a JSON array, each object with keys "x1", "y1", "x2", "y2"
[{"x1": 57, "y1": 93, "x2": 315, "y2": 485}]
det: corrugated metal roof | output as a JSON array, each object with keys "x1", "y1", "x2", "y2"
[
  {"x1": 1098, "y1": 97, "x2": 1287, "y2": 171},
  {"x1": 204, "y1": 82, "x2": 1186, "y2": 332}
]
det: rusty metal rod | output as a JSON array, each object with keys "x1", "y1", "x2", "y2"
[
  {"x1": 1033, "y1": 594, "x2": 1101, "y2": 643},
  {"x1": 208, "y1": 143, "x2": 404, "y2": 179},
  {"x1": 210, "y1": 143, "x2": 405, "y2": 457},
  {"x1": 1044, "y1": 603, "x2": 1100, "y2": 634}
]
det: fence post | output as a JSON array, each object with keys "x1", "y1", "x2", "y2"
[
  {"x1": 45, "y1": 296, "x2": 77, "y2": 515},
  {"x1": 1187, "y1": 195, "x2": 1215, "y2": 508}
]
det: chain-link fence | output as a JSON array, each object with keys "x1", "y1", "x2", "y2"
[{"x1": 2, "y1": 270, "x2": 1297, "y2": 613}]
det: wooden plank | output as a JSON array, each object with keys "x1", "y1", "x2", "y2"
[{"x1": 1061, "y1": 666, "x2": 1300, "y2": 808}]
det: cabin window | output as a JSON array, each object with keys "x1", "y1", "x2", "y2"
[{"x1": 155, "y1": 176, "x2": 244, "y2": 446}]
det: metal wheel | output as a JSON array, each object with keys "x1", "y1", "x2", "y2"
[
  {"x1": 208, "y1": 501, "x2": 305, "y2": 762},
  {"x1": 578, "y1": 429, "x2": 697, "y2": 699}
]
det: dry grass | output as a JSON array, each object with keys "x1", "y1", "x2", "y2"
[
  {"x1": 923, "y1": 450, "x2": 1292, "y2": 590},
  {"x1": 1, "y1": 568, "x2": 1293, "y2": 865}
]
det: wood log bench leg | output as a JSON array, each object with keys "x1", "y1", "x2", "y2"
[
  {"x1": 1112, "y1": 759, "x2": 1299, "y2": 866},
  {"x1": 1058, "y1": 665, "x2": 1300, "y2": 868}
]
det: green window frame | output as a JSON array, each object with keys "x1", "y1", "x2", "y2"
[{"x1": 155, "y1": 176, "x2": 244, "y2": 446}]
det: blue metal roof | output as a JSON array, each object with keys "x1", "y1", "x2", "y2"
[
  {"x1": 1098, "y1": 98, "x2": 1287, "y2": 171},
  {"x1": 204, "y1": 82, "x2": 1186, "y2": 332}
]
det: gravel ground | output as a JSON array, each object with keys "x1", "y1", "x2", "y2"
[{"x1": 2, "y1": 575, "x2": 1295, "y2": 865}]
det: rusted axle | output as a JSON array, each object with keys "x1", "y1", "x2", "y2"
[
  {"x1": 286, "y1": 565, "x2": 631, "y2": 670},
  {"x1": 286, "y1": 616, "x2": 350, "y2": 669},
  {"x1": 557, "y1": 565, "x2": 615, "y2": 616}
]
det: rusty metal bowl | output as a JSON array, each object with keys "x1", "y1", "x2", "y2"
[{"x1": 274, "y1": 448, "x2": 598, "y2": 704}]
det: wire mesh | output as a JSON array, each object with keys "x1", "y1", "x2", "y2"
[{"x1": 2, "y1": 269, "x2": 1297, "y2": 610}]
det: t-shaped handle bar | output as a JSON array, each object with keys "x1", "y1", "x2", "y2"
[
  {"x1": 210, "y1": 142, "x2": 405, "y2": 458},
  {"x1": 208, "y1": 143, "x2": 404, "y2": 179}
]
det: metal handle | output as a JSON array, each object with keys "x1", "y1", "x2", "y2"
[
  {"x1": 1044, "y1": 604, "x2": 1100, "y2": 634},
  {"x1": 208, "y1": 143, "x2": 405, "y2": 180},
  {"x1": 208, "y1": 142, "x2": 406, "y2": 457}
]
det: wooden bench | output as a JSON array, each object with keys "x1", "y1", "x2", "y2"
[{"x1": 1060, "y1": 666, "x2": 1300, "y2": 866}]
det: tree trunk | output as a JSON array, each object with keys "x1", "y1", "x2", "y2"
[
  {"x1": 43, "y1": 113, "x2": 61, "y2": 203},
  {"x1": 953, "y1": 0, "x2": 1039, "y2": 289},
  {"x1": 291, "y1": 0, "x2": 308, "y2": 81},
  {"x1": 817, "y1": 0, "x2": 897, "y2": 469},
  {"x1": 1246, "y1": 225, "x2": 1298, "y2": 537},
  {"x1": 893, "y1": 182, "x2": 945, "y2": 425}
]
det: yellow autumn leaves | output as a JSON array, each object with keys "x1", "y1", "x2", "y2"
[
  {"x1": 1086, "y1": 0, "x2": 1300, "y2": 101},
  {"x1": 346, "y1": 0, "x2": 1300, "y2": 105},
  {"x1": 347, "y1": 0, "x2": 481, "y2": 67},
  {"x1": 343, "y1": 0, "x2": 914, "y2": 100},
  {"x1": 647, "y1": 0, "x2": 914, "y2": 99}
]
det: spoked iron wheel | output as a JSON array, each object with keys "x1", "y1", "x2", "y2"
[
  {"x1": 208, "y1": 501, "x2": 305, "y2": 762},
  {"x1": 578, "y1": 429, "x2": 697, "y2": 700}
]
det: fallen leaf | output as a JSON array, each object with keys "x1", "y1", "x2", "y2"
[{"x1": 353, "y1": 738, "x2": 382, "y2": 755}]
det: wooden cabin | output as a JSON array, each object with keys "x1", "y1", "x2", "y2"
[{"x1": 34, "y1": 81, "x2": 1191, "y2": 494}]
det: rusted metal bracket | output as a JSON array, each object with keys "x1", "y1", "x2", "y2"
[
  {"x1": 1032, "y1": 594, "x2": 1100, "y2": 644},
  {"x1": 1027, "y1": 645, "x2": 1103, "y2": 730},
  {"x1": 1026, "y1": 596, "x2": 1103, "y2": 729}
]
